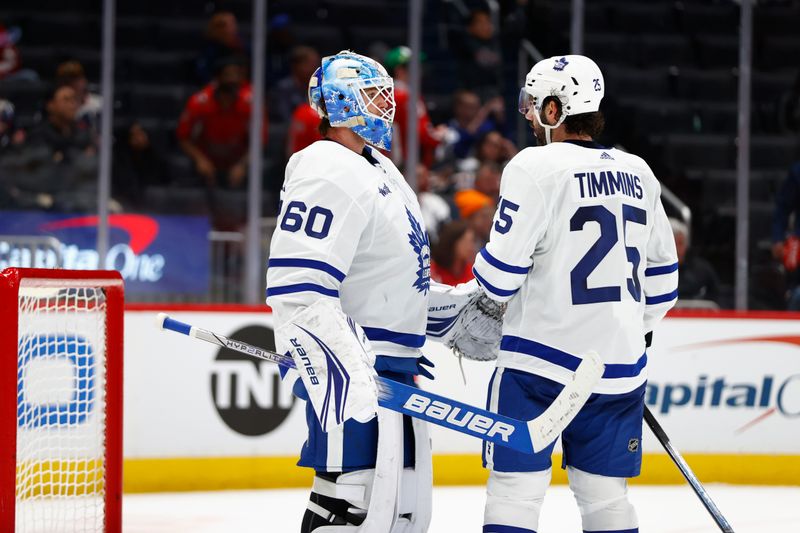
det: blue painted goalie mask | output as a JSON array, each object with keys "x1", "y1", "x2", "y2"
[{"x1": 307, "y1": 50, "x2": 395, "y2": 150}]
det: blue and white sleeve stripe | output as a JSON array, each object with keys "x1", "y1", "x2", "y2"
[
  {"x1": 472, "y1": 267, "x2": 519, "y2": 299},
  {"x1": 643, "y1": 261, "x2": 678, "y2": 306},
  {"x1": 266, "y1": 283, "x2": 339, "y2": 298},
  {"x1": 472, "y1": 247, "x2": 530, "y2": 302},
  {"x1": 266, "y1": 257, "x2": 345, "y2": 301},
  {"x1": 268, "y1": 257, "x2": 346, "y2": 282},
  {"x1": 478, "y1": 248, "x2": 530, "y2": 275}
]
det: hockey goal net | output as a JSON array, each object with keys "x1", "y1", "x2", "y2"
[{"x1": 1, "y1": 268, "x2": 123, "y2": 533}]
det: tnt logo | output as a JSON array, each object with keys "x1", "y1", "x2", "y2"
[
  {"x1": 211, "y1": 325, "x2": 295, "y2": 436},
  {"x1": 17, "y1": 334, "x2": 96, "y2": 429}
]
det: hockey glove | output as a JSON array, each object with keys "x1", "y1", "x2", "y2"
[
  {"x1": 449, "y1": 292, "x2": 505, "y2": 361},
  {"x1": 428, "y1": 279, "x2": 505, "y2": 361}
]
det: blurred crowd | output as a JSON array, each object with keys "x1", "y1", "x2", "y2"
[
  {"x1": 0, "y1": 6, "x2": 519, "y2": 289},
  {"x1": 1, "y1": 2, "x2": 800, "y2": 310}
]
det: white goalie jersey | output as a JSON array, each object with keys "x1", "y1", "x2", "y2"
[
  {"x1": 266, "y1": 140, "x2": 431, "y2": 360},
  {"x1": 473, "y1": 141, "x2": 678, "y2": 394}
]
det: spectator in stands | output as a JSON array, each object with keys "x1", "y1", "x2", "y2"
[
  {"x1": 177, "y1": 56, "x2": 267, "y2": 190},
  {"x1": 416, "y1": 163, "x2": 453, "y2": 242},
  {"x1": 0, "y1": 98, "x2": 25, "y2": 154},
  {"x1": 454, "y1": 188, "x2": 495, "y2": 248},
  {"x1": 270, "y1": 46, "x2": 320, "y2": 123},
  {"x1": 446, "y1": 90, "x2": 506, "y2": 160},
  {"x1": 112, "y1": 121, "x2": 168, "y2": 208},
  {"x1": 771, "y1": 161, "x2": 800, "y2": 309},
  {"x1": 0, "y1": 24, "x2": 21, "y2": 81},
  {"x1": 430, "y1": 219, "x2": 476, "y2": 285},
  {"x1": 473, "y1": 161, "x2": 501, "y2": 202},
  {"x1": 9, "y1": 84, "x2": 98, "y2": 211},
  {"x1": 0, "y1": 24, "x2": 37, "y2": 82},
  {"x1": 196, "y1": 10, "x2": 246, "y2": 84},
  {"x1": 671, "y1": 218, "x2": 720, "y2": 305},
  {"x1": 286, "y1": 102, "x2": 321, "y2": 157},
  {"x1": 456, "y1": 8, "x2": 504, "y2": 99},
  {"x1": 475, "y1": 130, "x2": 517, "y2": 165},
  {"x1": 27, "y1": 85, "x2": 96, "y2": 162},
  {"x1": 55, "y1": 60, "x2": 102, "y2": 140},
  {"x1": 0, "y1": 25, "x2": 21, "y2": 81},
  {"x1": 384, "y1": 45, "x2": 447, "y2": 168}
]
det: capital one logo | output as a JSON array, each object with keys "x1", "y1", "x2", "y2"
[
  {"x1": 17, "y1": 334, "x2": 96, "y2": 429},
  {"x1": 210, "y1": 325, "x2": 295, "y2": 436}
]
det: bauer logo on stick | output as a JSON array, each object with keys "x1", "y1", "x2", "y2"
[{"x1": 402, "y1": 393, "x2": 516, "y2": 442}]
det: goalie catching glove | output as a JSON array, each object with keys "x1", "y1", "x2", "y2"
[
  {"x1": 428, "y1": 279, "x2": 505, "y2": 361},
  {"x1": 276, "y1": 299, "x2": 379, "y2": 432}
]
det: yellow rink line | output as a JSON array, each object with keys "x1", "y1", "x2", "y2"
[{"x1": 123, "y1": 453, "x2": 800, "y2": 493}]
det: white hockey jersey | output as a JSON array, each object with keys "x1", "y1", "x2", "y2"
[
  {"x1": 266, "y1": 140, "x2": 430, "y2": 360},
  {"x1": 473, "y1": 141, "x2": 678, "y2": 394}
]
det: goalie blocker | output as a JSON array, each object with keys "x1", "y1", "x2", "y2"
[{"x1": 276, "y1": 299, "x2": 380, "y2": 432}]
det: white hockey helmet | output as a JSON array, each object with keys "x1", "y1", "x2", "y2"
[{"x1": 519, "y1": 55, "x2": 604, "y2": 141}]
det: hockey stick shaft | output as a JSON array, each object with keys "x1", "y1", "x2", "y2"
[
  {"x1": 644, "y1": 407, "x2": 734, "y2": 532},
  {"x1": 158, "y1": 314, "x2": 602, "y2": 455}
]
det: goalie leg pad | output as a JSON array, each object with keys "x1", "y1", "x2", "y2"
[
  {"x1": 302, "y1": 488, "x2": 364, "y2": 532},
  {"x1": 303, "y1": 407, "x2": 405, "y2": 532},
  {"x1": 568, "y1": 466, "x2": 638, "y2": 532},
  {"x1": 393, "y1": 417, "x2": 432, "y2": 532},
  {"x1": 483, "y1": 469, "x2": 551, "y2": 532}
]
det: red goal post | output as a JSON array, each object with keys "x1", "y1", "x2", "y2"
[{"x1": 0, "y1": 268, "x2": 123, "y2": 533}]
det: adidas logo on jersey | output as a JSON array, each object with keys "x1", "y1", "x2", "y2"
[{"x1": 600, "y1": 152, "x2": 614, "y2": 160}]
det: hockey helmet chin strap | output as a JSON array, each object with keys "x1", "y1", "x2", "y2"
[{"x1": 530, "y1": 104, "x2": 566, "y2": 145}]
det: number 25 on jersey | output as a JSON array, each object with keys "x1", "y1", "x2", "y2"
[{"x1": 570, "y1": 204, "x2": 646, "y2": 305}]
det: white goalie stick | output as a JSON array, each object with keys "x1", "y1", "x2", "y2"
[
  {"x1": 644, "y1": 407, "x2": 735, "y2": 532},
  {"x1": 157, "y1": 313, "x2": 604, "y2": 454}
]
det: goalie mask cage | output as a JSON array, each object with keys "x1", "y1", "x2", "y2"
[{"x1": 0, "y1": 268, "x2": 123, "y2": 533}]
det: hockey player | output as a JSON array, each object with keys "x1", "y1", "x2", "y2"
[
  {"x1": 474, "y1": 55, "x2": 679, "y2": 533},
  {"x1": 267, "y1": 50, "x2": 501, "y2": 533}
]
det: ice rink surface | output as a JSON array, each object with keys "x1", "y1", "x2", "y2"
[{"x1": 123, "y1": 484, "x2": 800, "y2": 532}]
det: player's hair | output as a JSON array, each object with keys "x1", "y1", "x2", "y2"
[
  {"x1": 317, "y1": 97, "x2": 331, "y2": 136},
  {"x1": 542, "y1": 96, "x2": 605, "y2": 139},
  {"x1": 564, "y1": 111, "x2": 605, "y2": 139}
]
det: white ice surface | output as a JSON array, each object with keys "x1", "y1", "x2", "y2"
[{"x1": 123, "y1": 484, "x2": 800, "y2": 532}]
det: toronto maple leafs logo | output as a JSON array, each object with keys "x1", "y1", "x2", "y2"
[
  {"x1": 405, "y1": 206, "x2": 430, "y2": 294},
  {"x1": 553, "y1": 57, "x2": 569, "y2": 71},
  {"x1": 378, "y1": 183, "x2": 391, "y2": 196}
]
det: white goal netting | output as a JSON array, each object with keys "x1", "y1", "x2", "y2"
[{"x1": 15, "y1": 283, "x2": 109, "y2": 533}]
